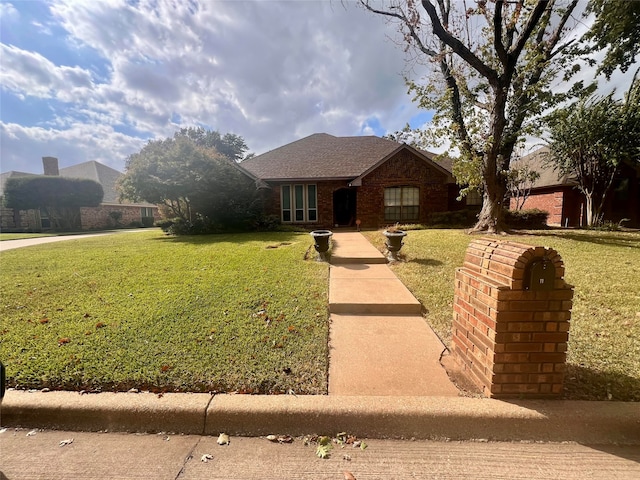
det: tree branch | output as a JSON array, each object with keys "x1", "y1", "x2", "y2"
[{"x1": 421, "y1": 0, "x2": 499, "y2": 84}]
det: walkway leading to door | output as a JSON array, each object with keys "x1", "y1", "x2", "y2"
[{"x1": 327, "y1": 232, "x2": 459, "y2": 396}]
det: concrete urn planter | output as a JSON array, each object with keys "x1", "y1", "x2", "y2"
[
  {"x1": 383, "y1": 229, "x2": 407, "y2": 260},
  {"x1": 310, "y1": 230, "x2": 333, "y2": 261}
]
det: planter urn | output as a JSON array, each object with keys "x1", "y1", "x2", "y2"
[
  {"x1": 383, "y1": 229, "x2": 407, "y2": 260},
  {"x1": 310, "y1": 230, "x2": 333, "y2": 261}
]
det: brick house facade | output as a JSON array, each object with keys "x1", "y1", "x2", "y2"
[
  {"x1": 240, "y1": 133, "x2": 456, "y2": 229},
  {"x1": 0, "y1": 158, "x2": 160, "y2": 232},
  {"x1": 509, "y1": 148, "x2": 640, "y2": 227}
]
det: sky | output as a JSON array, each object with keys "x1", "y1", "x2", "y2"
[{"x1": 0, "y1": 0, "x2": 634, "y2": 175}]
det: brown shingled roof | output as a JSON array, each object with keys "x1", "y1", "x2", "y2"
[
  {"x1": 240, "y1": 133, "x2": 452, "y2": 182},
  {"x1": 516, "y1": 147, "x2": 576, "y2": 189}
]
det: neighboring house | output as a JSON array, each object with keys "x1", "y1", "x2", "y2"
[
  {"x1": 509, "y1": 147, "x2": 640, "y2": 227},
  {"x1": 240, "y1": 133, "x2": 462, "y2": 229},
  {"x1": 0, "y1": 157, "x2": 161, "y2": 232}
]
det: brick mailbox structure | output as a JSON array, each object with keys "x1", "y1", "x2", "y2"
[{"x1": 452, "y1": 239, "x2": 573, "y2": 398}]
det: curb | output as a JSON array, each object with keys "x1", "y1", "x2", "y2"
[{"x1": 2, "y1": 391, "x2": 639, "y2": 444}]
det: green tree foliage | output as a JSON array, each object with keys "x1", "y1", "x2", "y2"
[
  {"x1": 545, "y1": 76, "x2": 640, "y2": 226},
  {"x1": 175, "y1": 126, "x2": 249, "y2": 162},
  {"x1": 118, "y1": 129, "x2": 260, "y2": 232},
  {"x1": 3, "y1": 176, "x2": 103, "y2": 231},
  {"x1": 363, "y1": 0, "x2": 592, "y2": 232},
  {"x1": 583, "y1": 0, "x2": 640, "y2": 79}
]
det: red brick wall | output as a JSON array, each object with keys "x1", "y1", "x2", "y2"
[
  {"x1": 79, "y1": 204, "x2": 161, "y2": 230},
  {"x1": 265, "y1": 151, "x2": 451, "y2": 229},
  {"x1": 511, "y1": 187, "x2": 585, "y2": 227},
  {"x1": 452, "y1": 239, "x2": 573, "y2": 398},
  {"x1": 358, "y1": 151, "x2": 449, "y2": 228}
]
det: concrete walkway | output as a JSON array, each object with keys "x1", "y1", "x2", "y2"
[{"x1": 328, "y1": 232, "x2": 458, "y2": 396}]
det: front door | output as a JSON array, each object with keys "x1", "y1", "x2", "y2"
[{"x1": 333, "y1": 188, "x2": 357, "y2": 226}]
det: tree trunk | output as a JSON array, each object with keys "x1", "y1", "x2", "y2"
[
  {"x1": 472, "y1": 153, "x2": 508, "y2": 233},
  {"x1": 585, "y1": 192, "x2": 594, "y2": 227}
]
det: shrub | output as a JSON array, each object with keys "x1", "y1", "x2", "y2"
[
  {"x1": 504, "y1": 208, "x2": 549, "y2": 229},
  {"x1": 426, "y1": 209, "x2": 479, "y2": 228}
]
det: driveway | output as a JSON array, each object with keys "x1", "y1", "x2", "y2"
[{"x1": 0, "y1": 229, "x2": 150, "y2": 252}]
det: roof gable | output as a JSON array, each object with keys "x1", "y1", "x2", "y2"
[
  {"x1": 240, "y1": 133, "x2": 452, "y2": 182},
  {"x1": 516, "y1": 147, "x2": 576, "y2": 189},
  {"x1": 60, "y1": 161, "x2": 123, "y2": 203}
]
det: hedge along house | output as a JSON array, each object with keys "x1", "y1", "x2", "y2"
[
  {"x1": 0, "y1": 157, "x2": 161, "y2": 232},
  {"x1": 509, "y1": 147, "x2": 640, "y2": 228},
  {"x1": 239, "y1": 133, "x2": 457, "y2": 229}
]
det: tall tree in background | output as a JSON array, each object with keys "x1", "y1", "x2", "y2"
[
  {"x1": 582, "y1": 0, "x2": 640, "y2": 79},
  {"x1": 545, "y1": 75, "x2": 640, "y2": 226},
  {"x1": 3, "y1": 177, "x2": 103, "y2": 231},
  {"x1": 175, "y1": 127, "x2": 249, "y2": 162},
  {"x1": 118, "y1": 129, "x2": 258, "y2": 230},
  {"x1": 362, "y1": 0, "x2": 588, "y2": 232}
]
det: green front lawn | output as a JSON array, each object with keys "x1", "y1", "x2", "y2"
[
  {"x1": 0, "y1": 231, "x2": 329, "y2": 394},
  {"x1": 363, "y1": 228, "x2": 640, "y2": 401}
]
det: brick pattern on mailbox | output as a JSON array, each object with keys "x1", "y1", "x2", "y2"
[{"x1": 452, "y1": 239, "x2": 573, "y2": 398}]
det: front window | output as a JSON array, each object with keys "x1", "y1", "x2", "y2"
[
  {"x1": 141, "y1": 207, "x2": 154, "y2": 218},
  {"x1": 281, "y1": 184, "x2": 317, "y2": 223},
  {"x1": 466, "y1": 188, "x2": 482, "y2": 206},
  {"x1": 384, "y1": 186, "x2": 419, "y2": 222}
]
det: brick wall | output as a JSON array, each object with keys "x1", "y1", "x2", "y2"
[
  {"x1": 79, "y1": 204, "x2": 161, "y2": 230},
  {"x1": 358, "y1": 151, "x2": 449, "y2": 228},
  {"x1": 511, "y1": 187, "x2": 585, "y2": 227},
  {"x1": 452, "y1": 239, "x2": 573, "y2": 398},
  {"x1": 265, "y1": 151, "x2": 452, "y2": 230}
]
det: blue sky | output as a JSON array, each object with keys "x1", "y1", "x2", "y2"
[
  {"x1": 0, "y1": 1, "x2": 632, "y2": 175},
  {"x1": 1, "y1": 0, "x2": 436, "y2": 174}
]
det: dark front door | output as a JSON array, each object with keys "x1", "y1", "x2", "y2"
[{"x1": 333, "y1": 188, "x2": 357, "y2": 226}]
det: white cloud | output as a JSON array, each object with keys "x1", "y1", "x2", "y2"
[
  {"x1": 0, "y1": 44, "x2": 95, "y2": 101},
  {"x1": 0, "y1": 2, "x2": 19, "y2": 21},
  {"x1": 1, "y1": 0, "x2": 428, "y2": 172},
  {"x1": 0, "y1": 121, "x2": 146, "y2": 173}
]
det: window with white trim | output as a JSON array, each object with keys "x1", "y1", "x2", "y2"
[
  {"x1": 384, "y1": 186, "x2": 419, "y2": 222},
  {"x1": 466, "y1": 188, "x2": 482, "y2": 206},
  {"x1": 281, "y1": 184, "x2": 317, "y2": 223},
  {"x1": 141, "y1": 207, "x2": 154, "y2": 218}
]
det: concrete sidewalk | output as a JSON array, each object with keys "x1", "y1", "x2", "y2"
[
  {"x1": 327, "y1": 232, "x2": 458, "y2": 396},
  {"x1": 1, "y1": 231, "x2": 639, "y2": 445},
  {"x1": 3, "y1": 429, "x2": 640, "y2": 480}
]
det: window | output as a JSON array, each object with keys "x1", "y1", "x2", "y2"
[
  {"x1": 466, "y1": 189, "x2": 482, "y2": 206},
  {"x1": 281, "y1": 184, "x2": 317, "y2": 223},
  {"x1": 384, "y1": 186, "x2": 419, "y2": 222},
  {"x1": 141, "y1": 207, "x2": 154, "y2": 218}
]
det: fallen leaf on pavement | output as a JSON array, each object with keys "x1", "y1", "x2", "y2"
[
  {"x1": 59, "y1": 438, "x2": 74, "y2": 447},
  {"x1": 217, "y1": 433, "x2": 230, "y2": 445},
  {"x1": 201, "y1": 454, "x2": 213, "y2": 463},
  {"x1": 344, "y1": 472, "x2": 357, "y2": 480},
  {"x1": 26, "y1": 429, "x2": 38, "y2": 437}
]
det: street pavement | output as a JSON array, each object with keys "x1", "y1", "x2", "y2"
[{"x1": 2, "y1": 428, "x2": 640, "y2": 480}]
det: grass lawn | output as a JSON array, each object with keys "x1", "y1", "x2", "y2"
[
  {"x1": 362, "y1": 228, "x2": 640, "y2": 401},
  {"x1": 0, "y1": 230, "x2": 329, "y2": 394}
]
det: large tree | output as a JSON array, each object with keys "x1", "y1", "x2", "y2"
[
  {"x1": 362, "y1": 0, "x2": 588, "y2": 232},
  {"x1": 582, "y1": 0, "x2": 640, "y2": 79},
  {"x1": 545, "y1": 75, "x2": 640, "y2": 226},
  {"x1": 3, "y1": 176, "x2": 103, "y2": 231},
  {"x1": 175, "y1": 127, "x2": 250, "y2": 162},
  {"x1": 118, "y1": 130, "x2": 259, "y2": 230}
]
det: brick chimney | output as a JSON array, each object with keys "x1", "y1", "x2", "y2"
[{"x1": 42, "y1": 156, "x2": 59, "y2": 176}]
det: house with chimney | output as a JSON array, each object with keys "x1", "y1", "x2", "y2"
[{"x1": 0, "y1": 157, "x2": 160, "y2": 232}]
